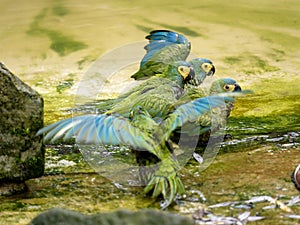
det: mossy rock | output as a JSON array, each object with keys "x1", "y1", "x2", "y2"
[{"x1": 0, "y1": 63, "x2": 45, "y2": 195}]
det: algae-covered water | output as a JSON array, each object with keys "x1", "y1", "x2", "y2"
[{"x1": 0, "y1": 0, "x2": 299, "y2": 224}]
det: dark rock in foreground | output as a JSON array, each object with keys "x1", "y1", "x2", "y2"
[
  {"x1": 0, "y1": 62, "x2": 44, "y2": 195},
  {"x1": 29, "y1": 208, "x2": 194, "y2": 225}
]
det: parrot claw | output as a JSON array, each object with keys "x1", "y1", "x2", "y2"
[{"x1": 144, "y1": 172, "x2": 185, "y2": 208}]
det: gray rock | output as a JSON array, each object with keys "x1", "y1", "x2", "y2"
[
  {"x1": 0, "y1": 62, "x2": 44, "y2": 195},
  {"x1": 29, "y1": 208, "x2": 194, "y2": 225}
]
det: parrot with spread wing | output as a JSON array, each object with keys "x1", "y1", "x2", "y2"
[
  {"x1": 37, "y1": 95, "x2": 232, "y2": 208},
  {"x1": 38, "y1": 60, "x2": 196, "y2": 207}
]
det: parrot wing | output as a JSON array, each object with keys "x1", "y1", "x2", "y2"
[
  {"x1": 131, "y1": 30, "x2": 191, "y2": 80},
  {"x1": 36, "y1": 114, "x2": 155, "y2": 152}
]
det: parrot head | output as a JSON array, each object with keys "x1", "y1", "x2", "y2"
[
  {"x1": 177, "y1": 62, "x2": 195, "y2": 82},
  {"x1": 162, "y1": 61, "x2": 196, "y2": 85},
  {"x1": 189, "y1": 58, "x2": 216, "y2": 85},
  {"x1": 209, "y1": 78, "x2": 242, "y2": 95}
]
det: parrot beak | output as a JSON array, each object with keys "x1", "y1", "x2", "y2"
[
  {"x1": 233, "y1": 83, "x2": 242, "y2": 92},
  {"x1": 208, "y1": 65, "x2": 215, "y2": 76},
  {"x1": 187, "y1": 68, "x2": 197, "y2": 85}
]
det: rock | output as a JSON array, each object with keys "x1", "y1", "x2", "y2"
[
  {"x1": 29, "y1": 208, "x2": 194, "y2": 225},
  {"x1": 0, "y1": 62, "x2": 44, "y2": 195}
]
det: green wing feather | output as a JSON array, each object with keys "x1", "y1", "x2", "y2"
[{"x1": 132, "y1": 44, "x2": 191, "y2": 80}]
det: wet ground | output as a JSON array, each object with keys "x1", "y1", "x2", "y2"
[
  {"x1": 0, "y1": 0, "x2": 299, "y2": 224},
  {"x1": 0, "y1": 133, "x2": 299, "y2": 225}
]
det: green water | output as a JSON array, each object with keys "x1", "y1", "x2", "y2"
[{"x1": 0, "y1": 0, "x2": 299, "y2": 224}]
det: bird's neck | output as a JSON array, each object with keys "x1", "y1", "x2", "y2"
[
  {"x1": 169, "y1": 75, "x2": 185, "y2": 87},
  {"x1": 158, "y1": 73, "x2": 185, "y2": 87}
]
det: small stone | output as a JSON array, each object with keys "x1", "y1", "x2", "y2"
[
  {"x1": 289, "y1": 132, "x2": 299, "y2": 137},
  {"x1": 281, "y1": 143, "x2": 295, "y2": 148},
  {"x1": 266, "y1": 137, "x2": 284, "y2": 142}
]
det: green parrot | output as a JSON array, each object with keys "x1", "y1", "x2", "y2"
[
  {"x1": 37, "y1": 61, "x2": 195, "y2": 206},
  {"x1": 171, "y1": 78, "x2": 242, "y2": 147},
  {"x1": 37, "y1": 95, "x2": 232, "y2": 208},
  {"x1": 131, "y1": 30, "x2": 215, "y2": 86},
  {"x1": 186, "y1": 58, "x2": 215, "y2": 86}
]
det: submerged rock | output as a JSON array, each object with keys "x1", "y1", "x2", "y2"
[
  {"x1": 29, "y1": 208, "x2": 194, "y2": 225},
  {"x1": 0, "y1": 62, "x2": 44, "y2": 195}
]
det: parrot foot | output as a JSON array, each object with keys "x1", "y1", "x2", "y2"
[{"x1": 144, "y1": 172, "x2": 185, "y2": 209}]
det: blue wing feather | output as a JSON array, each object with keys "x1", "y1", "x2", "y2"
[
  {"x1": 43, "y1": 117, "x2": 80, "y2": 142},
  {"x1": 164, "y1": 96, "x2": 233, "y2": 138},
  {"x1": 63, "y1": 117, "x2": 91, "y2": 141},
  {"x1": 141, "y1": 30, "x2": 190, "y2": 67},
  {"x1": 146, "y1": 30, "x2": 188, "y2": 44},
  {"x1": 37, "y1": 114, "x2": 155, "y2": 151},
  {"x1": 102, "y1": 117, "x2": 122, "y2": 144},
  {"x1": 75, "y1": 116, "x2": 99, "y2": 143}
]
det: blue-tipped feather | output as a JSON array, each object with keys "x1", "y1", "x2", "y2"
[
  {"x1": 164, "y1": 96, "x2": 231, "y2": 139},
  {"x1": 141, "y1": 30, "x2": 190, "y2": 67},
  {"x1": 63, "y1": 116, "x2": 92, "y2": 141},
  {"x1": 44, "y1": 118, "x2": 79, "y2": 142},
  {"x1": 37, "y1": 114, "x2": 156, "y2": 151},
  {"x1": 146, "y1": 30, "x2": 189, "y2": 45},
  {"x1": 75, "y1": 116, "x2": 98, "y2": 143}
]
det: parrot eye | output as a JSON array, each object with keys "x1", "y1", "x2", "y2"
[
  {"x1": 223, "y1": 84, "x2": 235, "y2": 92},
  {"x1": 177, "y1": 66, "x2": 190, "y2": 79},
  {"x1": 201, "y1": 63, "x2": 212, "y2": 73}
]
